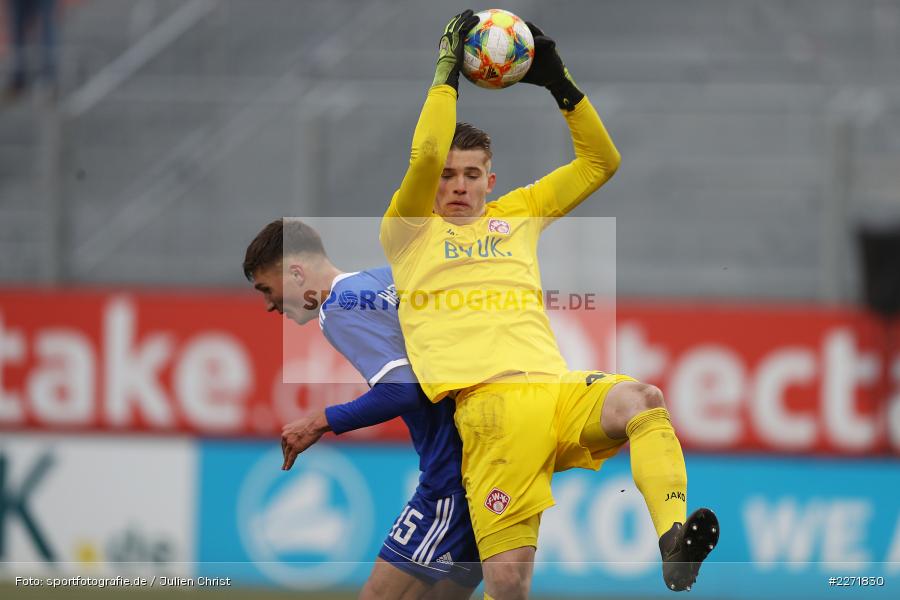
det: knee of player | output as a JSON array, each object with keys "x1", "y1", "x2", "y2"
[
  {"x1": 488, "y1": 570, "x2": 530, "y2": 600},
  {"x1": 619, "y1": 383, "x2": 666, "y2": 427},
  {"x1": 602, "y1": 382, "x2": 669, "y2": 439},
  {"x1": 359, "y1": 578, "x2": 386, "y2": 600},
  {"x1": 630, "y1": 383, "x2": 667, "y2": 414},
  {"x1": 360, "y1": 576, "x2": 416, "y2": 600}
]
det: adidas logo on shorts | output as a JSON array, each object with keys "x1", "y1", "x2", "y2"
[{"x1": 436, "y1": 552, "x2": 454, "y2": 565}]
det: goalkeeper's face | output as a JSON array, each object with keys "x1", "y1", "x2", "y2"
[{"x1": 435, "y1": 149, "x2": 496, "y2": 224}]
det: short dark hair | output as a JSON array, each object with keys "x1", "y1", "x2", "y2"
[
  {"x1": 452, "y1": 122, "x2": 492, "y2": 159},
  {"x1": 242, "y1": 218, "x2": 326, "y2": 280}
]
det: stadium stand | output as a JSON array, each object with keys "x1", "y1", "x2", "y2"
[{"x1": 1, "y1": 0, "x2": 899, "y2": 299}]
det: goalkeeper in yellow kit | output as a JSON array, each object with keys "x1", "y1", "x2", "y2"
[{"x1": 380, "y1": 10, "x2": 718, "y2": 599}]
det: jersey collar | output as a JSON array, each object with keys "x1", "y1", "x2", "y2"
[{"x1": 318, "y1": 271, "x2": 360, "y2": 328}]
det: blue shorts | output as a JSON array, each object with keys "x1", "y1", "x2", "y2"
[{"x1": 378, "y1": 490, "x2": 482, "y2": 588}]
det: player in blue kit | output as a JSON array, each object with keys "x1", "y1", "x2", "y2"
[{"x1": 243, "y1": 218, "x2": 481, "y2": 600}]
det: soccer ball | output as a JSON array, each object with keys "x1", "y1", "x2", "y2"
[{"x1": 462, "y1": 9, "x2": 535, "y2": 89}]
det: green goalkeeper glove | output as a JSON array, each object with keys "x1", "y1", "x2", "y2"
[
  {"x1": 520, "y1": 22, "x2": 585, "y2": 111},
  {"x1": 432, "y1": 9, "x2": 479, "y2": 91}
]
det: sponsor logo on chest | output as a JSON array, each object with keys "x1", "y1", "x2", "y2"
[{"x1": 444, "y1": 235, "x2": 512, "y2": 259}]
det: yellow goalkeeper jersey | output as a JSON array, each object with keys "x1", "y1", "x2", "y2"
[{"x1": 381, "y1": 85, "x2": 619, "y2": 401}]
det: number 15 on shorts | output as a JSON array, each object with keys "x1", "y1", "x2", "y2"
[{"x1": 390, "y1": 506, "x2": 424, "y2": 546}]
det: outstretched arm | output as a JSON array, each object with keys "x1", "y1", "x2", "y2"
[
  {"x1": 324, "y1": 380, "x2": 426, "y2": 434},
  {"x1": 392, "y1": 86, "x2": 458, "y2": 219},
  {"x1": 382, "y1": 11, "x2": 479, "y2": 251},
  {"x1": 520, "y1": 23, "x2": 620, "y2": 218},
  {"x1": 281, "y1": 379, "x2": 427, "y2": 470}
]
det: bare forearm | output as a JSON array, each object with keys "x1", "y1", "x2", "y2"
[{"x1": 310, "y1": 409, "x2": 332, "y2": 434}]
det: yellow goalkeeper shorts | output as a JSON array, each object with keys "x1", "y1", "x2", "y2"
[{"x1": 453, "y1": 371, "x2": 635, "y2": 558}]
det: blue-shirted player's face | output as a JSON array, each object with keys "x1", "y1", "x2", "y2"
[
  {"x1": 436, "y1": 149, "x2": 496, "y2": 224},
  {"x1": 252, "y1": 262, "x2": 312, "y2": 325}
]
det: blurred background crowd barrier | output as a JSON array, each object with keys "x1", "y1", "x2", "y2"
[{"x1": 1, "y1": 1, "x2": 899, "y2": 598}]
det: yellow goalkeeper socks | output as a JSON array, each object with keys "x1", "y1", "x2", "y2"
[{"x1": 626, "y1": 407, "x2": 688, "y2": 537}]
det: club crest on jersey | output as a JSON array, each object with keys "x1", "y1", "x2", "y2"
[
  {"x1": 485, "y1": 488, "x2": 511, "y2": 515},
  {"x1": 488, "y1": 218, "x2": 510, "y2": 235}
]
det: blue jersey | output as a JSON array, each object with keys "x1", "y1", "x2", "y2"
[{"x1": 319, "y1": 267, "x2": 465, "y2": 499}]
